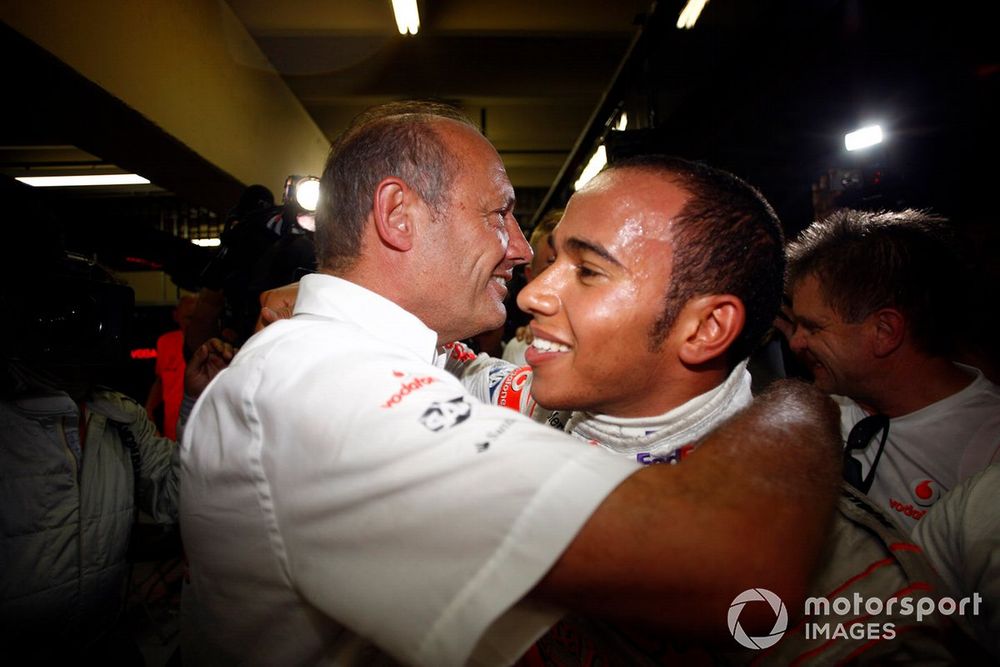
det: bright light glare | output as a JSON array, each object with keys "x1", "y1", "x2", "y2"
[
  {"x1": 295, "y1": 178, "x2": 321, "y2": 212},
  {"x1": 191, "y1": 238, "x2": 221, "y2": 247},
  {"x1": 16, "y1": 173, "x2": 150, "y2": 187},
  {"x1": 296, "y1": 214, "x2": 316, "y2": 232},
  {"x1": 845, "y1": 125, "x2": 883, "y2": 151},
  {"x1": 616, "y1": 112, "x2": 628, "y2": 131},
  {"x1": 677, "y1": 0, "x2": 709, "y2": 29},
  {"x1": 391, "y1": 0, "x2": 420, "y2": 35},
  {"x1": 574, "y1": 145, "x2": 608, "y2": 191}
]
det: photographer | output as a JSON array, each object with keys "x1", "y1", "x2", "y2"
[{"x1": 187, "y1": 179, "x2": 317, "y2": 352}]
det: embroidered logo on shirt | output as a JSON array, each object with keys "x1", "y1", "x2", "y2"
[
  {"x1": 382, "y1": 372, "x2": 438, "y2": 408},
  {"x1": 636, "y1": 444, "x2": 695, "y2": 466},
  {"x1": 911, "y1": 478, "x2": 940, "y2": 507},
  {"x1": 419, "y1": 397, "x2": 472, "y2": 431}
]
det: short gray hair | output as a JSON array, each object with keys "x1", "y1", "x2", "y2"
[{"x1": 316, "y1": 101, "x2": 475, "y2": 272}]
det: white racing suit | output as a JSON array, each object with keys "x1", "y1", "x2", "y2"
[{"x1": 439, "y1": 341, "x2": 963, "y2": 665}]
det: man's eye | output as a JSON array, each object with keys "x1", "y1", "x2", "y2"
[{"x1": 575, "y1": 265, "x2": 599, "y2": 279}]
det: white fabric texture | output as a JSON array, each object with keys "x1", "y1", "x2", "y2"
[
  {"x1": 913, "y1": 463, "x2": 1000, "y2": 659},
  {"x1": 564, "y1": 360, "x2": 753, "y2": 460},
  {"x1": 837, "y1": 364, "x2": 1000, "y2": 532},
  {"x1": 180, "y1": 273, "x2": 638, "y2": 667},
  {"x1": 501, "y1": 337, "x2": 529, "y2": 366}
]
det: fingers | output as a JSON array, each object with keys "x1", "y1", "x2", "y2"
[
  {"x1": 205, "y1": 337, "x2": 237, "y2": 361},
  {"x1": 185, "y1": 338, "x2": 238, "y2": 397},
  {"x1": 255, "y1": 306, "x2": 284, "y2": 332}
]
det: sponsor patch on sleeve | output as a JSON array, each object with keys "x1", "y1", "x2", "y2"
[{"x1": 419, "y1": 397, "x2": 473, "y2": 432}]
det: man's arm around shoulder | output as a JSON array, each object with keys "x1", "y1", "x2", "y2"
[{"x1": 533, "y1": 380, "x2": 842, "y2": 641}]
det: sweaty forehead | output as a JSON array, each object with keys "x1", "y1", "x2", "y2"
[{"x1": 558, "y1": 170, "x2": 686, "y2": 252}]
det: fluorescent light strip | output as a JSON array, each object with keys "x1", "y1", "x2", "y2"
[
  {"x1": 845, "y1": 125, "x2": 883, "y2": 151},
  {"x1": 677, "y1": 0, "x2": 709, "y2": 29},
  {"x1": 16, "y1": 174, "x2": 151, "y2": 187},
  {"x1": 574, "y1": 145, "x2": 608, "y2": 191},
  {"x1": 391, "y1": 0, "x2": 420, "y2": 35},
  {"x1": 191, "y1": 238, "x2": 221, "y2": 247}
]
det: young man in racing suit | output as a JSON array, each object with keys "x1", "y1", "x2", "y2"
[{"x1": 443, "y1": 156, "x2": 964, "y2": 664}]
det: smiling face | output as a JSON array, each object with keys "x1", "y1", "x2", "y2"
[
  {"x1": 420, "y1": 121, "x2": 531, "y2": 343},
  {"x1": 516, "y1": 168, "x2": 697, "y2": 417},
  {"x1": 788, "y1": 272, "x2": 876, "y2": 398}
]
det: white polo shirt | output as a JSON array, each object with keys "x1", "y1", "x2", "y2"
[{"x1": 180, "y1": 273, "x2": 638, "y2": 666}]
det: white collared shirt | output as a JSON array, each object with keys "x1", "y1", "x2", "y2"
[{"x1": 180, "y1": 273, "x2": 638, "y2": 666}]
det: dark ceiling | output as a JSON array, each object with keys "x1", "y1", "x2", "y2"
[{"x1": 2, "y1": 0, "x2": 999, "y2": 278}]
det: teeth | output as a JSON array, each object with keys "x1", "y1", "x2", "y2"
[{"x1": 532, "y1": 338, "x2": 571, "y2": 353}]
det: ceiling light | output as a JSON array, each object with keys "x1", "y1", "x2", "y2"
[
  {"x1": 574, "y1": 145, "x2": 607, "y2": 191},
  {"x1": 845, "y1": 125, "x2": 883, "y2": 151},
  {"x1": 676, "y1": 0, "x2": 709, "y2": 29},
  {"x1": 191, "y1": 238, "x2": 221, "y2": 247},
  {"x1": 391, "y1": 0, "x2": 420, "y2": 35},
  {"x1": 15, "y1": 173, "x2": 151, "y2": 187}
]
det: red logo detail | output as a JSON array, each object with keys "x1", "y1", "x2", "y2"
[
  {"x1": 910, "y1": 478, "x2": 939, "y2": 507},
  {"x1": 443, "y1": 342, "x2": 477, "y2": 363},
  {"x1": 381, "y1": 376, "x2": 437, "y2": 408},
  {"x1": 497, "y1": 366, "x2": 532, "y2": 410},
  {"x1": 888, "y1": 498, "x2": 928, "y2": 520},
  {"x1": 130, "y1": 348, "x2": 157, "y2": 360}
]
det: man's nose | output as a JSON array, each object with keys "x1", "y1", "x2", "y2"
[
  {"x1": 505, "y1": 216, "x2": 531, "y2": 267},
  {"x1": 788, "y1": 326, "x2": 807, "y2": 354},
  {"x1": 517, "y1": 268, "x2": 559, "y2": 316}
]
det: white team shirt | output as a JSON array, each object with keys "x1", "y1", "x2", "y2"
[
  {"x1": 838, "y1": 365, "x2": 1000, "y2": 532},
  {"x1": 180, "y1": 273, "x2": 638, "y2": 666}
]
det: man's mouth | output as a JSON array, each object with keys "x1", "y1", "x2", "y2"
[{"x1": 530, "y1": 336, "x2": 571, "y2": 353}]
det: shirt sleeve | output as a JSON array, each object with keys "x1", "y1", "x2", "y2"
[
  {"x1": 257, "y1": 338, "x2": 638, "y2": 665},
  {"x1": 438, "y1": 341, "x2": 545, "y2": 419}
]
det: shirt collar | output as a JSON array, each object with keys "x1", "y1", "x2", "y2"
[{"x1": 294, "y1": 273, "x2": 440, "y2": 362}]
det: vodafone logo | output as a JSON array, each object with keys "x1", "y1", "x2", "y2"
[
  {"x1": 381, "y1": 371, "x2": 438, "y2": 408},
  {"x1": 911, "y1": 478, "x2": 939, "y2": 507},
  {"x1": 728, "y1": 588, "x2": 788, "y2": 650},
  {"x1": 496, "y1": 366, "x2": 531, "y2": 410}
]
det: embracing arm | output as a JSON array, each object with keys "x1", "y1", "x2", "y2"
[{"x1": 532, "y1": 379, "x2": 842, "y2": 640}]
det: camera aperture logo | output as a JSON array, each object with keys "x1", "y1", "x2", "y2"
[
  {"x1": 728, "y1": 588, "x2": 788, "y2": 650},
  {"x1": 727, "y1": 587, "x2": 983, "y2": 650}
]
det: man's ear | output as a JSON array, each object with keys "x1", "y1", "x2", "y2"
[
  {"x1": 871, "y1": 308, "x2": 905, "y2": 357},
  {"x1": 676, "y1": 294, "x2": 746, "y2": 366},
  {"x1": 372, "y1": 177, "x2": 414, "y2": 252}
]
